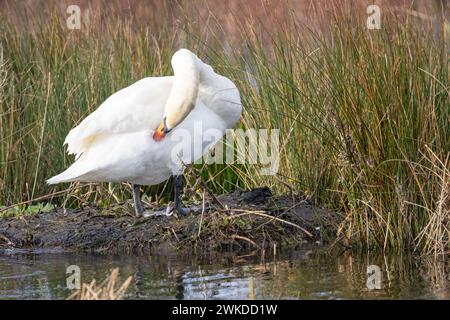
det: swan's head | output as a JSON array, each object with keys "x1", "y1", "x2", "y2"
[{"x1": 153, "y1": 49, "x2": 200, "y2": 141}]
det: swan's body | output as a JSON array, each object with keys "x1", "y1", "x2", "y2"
[{"x1": 47, "y1": 49, "x2": 241, "y2": 213}]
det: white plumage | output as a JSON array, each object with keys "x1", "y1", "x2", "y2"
[{"x1": 47, "y1": 49, "x2": 242, "y2": 188}]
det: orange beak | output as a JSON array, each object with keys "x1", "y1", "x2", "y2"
[{"x1": 153, "y1": 122, "x2": 166, "y2": 141}]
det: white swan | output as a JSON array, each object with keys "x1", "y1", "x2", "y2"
[{"x1": 47, "y1": 49, "x2": 242, "y2": 216}]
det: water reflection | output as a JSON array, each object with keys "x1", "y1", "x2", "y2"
[{"x1": 0, "y1": 246, "x2": 448, "y2": 300}]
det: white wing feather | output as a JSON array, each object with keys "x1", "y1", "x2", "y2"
[{"x1": 64, "y1": 76, "x2": 173, "y2": 157}]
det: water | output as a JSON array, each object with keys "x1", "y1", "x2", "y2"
[{"x1": 0, "y1": 245, "x2": 448, "y2": 300}]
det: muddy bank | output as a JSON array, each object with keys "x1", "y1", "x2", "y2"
[{"x1": 0, "y1": 188, "x2": 337, "y2": 254}]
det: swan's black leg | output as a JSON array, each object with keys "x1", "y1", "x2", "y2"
[
  {"x1": 173, "y1": 175, "x2": 189, "y2": 215},
  {"x1": 132, "y1": 184, "x2": 144, "y2": 217}
]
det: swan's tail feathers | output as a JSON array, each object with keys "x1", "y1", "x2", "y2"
[
  {"x1": 46, "y1": 164, "x2": 89, "y2": 185},
  {"x1": 46, "y1": 173, "x2": 70, "y2": 185}
]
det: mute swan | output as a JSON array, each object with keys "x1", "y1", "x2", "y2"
[{"x1": 47, "y1": 49, "x2": 242, "y2": 216}]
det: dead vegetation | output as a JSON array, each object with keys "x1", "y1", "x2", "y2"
[
  {"x1": 0, "y1": 189, "x2": 335, "y2": 253},
  {"x1": 67, "y1": 268, "x2": 133, "y2": 300}
]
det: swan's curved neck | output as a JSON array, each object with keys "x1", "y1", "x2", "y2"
[{"x1": 163, "y1": 50, "x2": 200, "y2": 129}]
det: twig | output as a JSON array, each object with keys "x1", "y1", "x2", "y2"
[
  {"x1": 0, "y1": 233, "x2": 14, "y2": 246},
  {"x1": 170, "y1": 228, "x2": 179, "y2": 241},
  {"x1": 197, "y1": 190, "x2": 206, "y2": 238},
  {"x1": 224, "y1": 209, "x2": 313, "y2": 237},
  {"x1": 231, "y1": 234, "x2": 260, "y2": 248}
]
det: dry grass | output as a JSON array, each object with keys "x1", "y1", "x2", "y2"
[{"x1": 67, "y1": 268, "x2": 133, "y2": 300}]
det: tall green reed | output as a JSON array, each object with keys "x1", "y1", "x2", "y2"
[{"x1": 0, "y1": 3, "x2": 448, "y2": 254}]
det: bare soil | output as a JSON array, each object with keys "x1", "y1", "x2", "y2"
[{"x1": 0, "y1": 188, "x2": 337, "y2": 254}]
